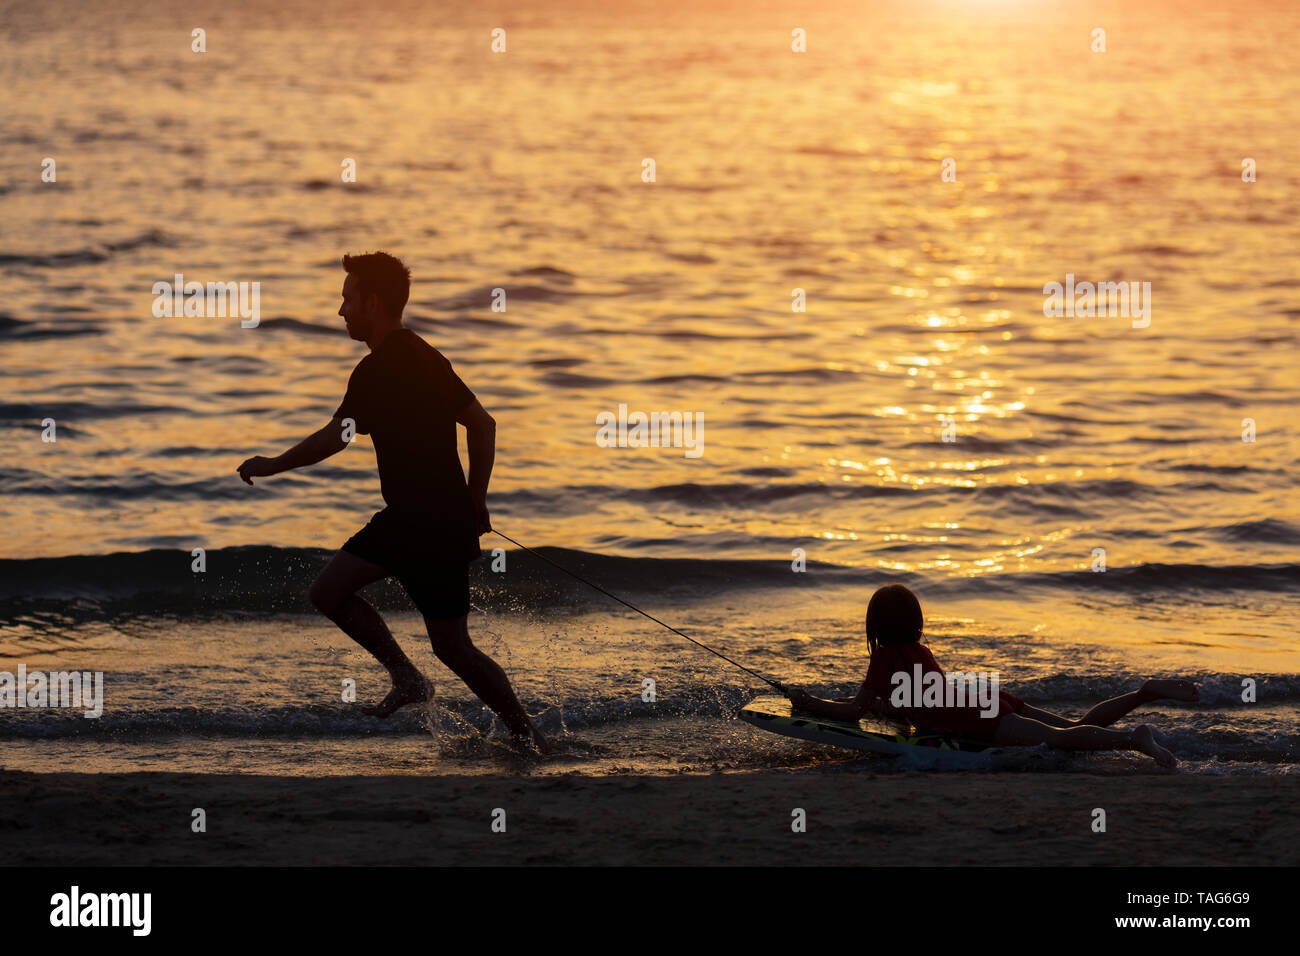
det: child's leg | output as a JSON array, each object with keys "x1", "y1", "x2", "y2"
[
  {"x1": 992, "y1": 713, "x2": 1176, "y2": 767},
  {"x1": 1018, "y1": 704, "x2": 1074, "y2": 728},
  {"x1": 1077, "y1": 679, "x2": 1200, "y2": 727}
]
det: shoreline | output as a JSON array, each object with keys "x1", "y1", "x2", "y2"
[{"x1": 1, "y1": 769, "x2": 1295, "y2": 866}]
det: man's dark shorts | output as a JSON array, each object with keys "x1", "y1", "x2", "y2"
[{"x1": 341, "y1": 507, "x2": 479, "y2": 620}]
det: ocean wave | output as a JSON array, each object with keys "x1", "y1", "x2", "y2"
[
  {"x1": 430, "y1": 283, "x2": 576, "y2": 310},
  {"x1": 0, "y1": 546, "x2": 1295, "y2": 621},
  {"x1": 0, "y1": 470, "x2": 270, "y2": 500},
  {"x1": 0, "y1": 314, "x2": 104, "y2": 341},
  {"x1": 577, "y1": 325, "x2": 801, "y2": 341},
  {"x1": 1, "y1": 678, "x2": 1293, "y2": 768},
  {"x1": 0, "y1": 399, "x2": 192, "y2": 424},
  {"x1": 1214, "y1": 518, "x2": 1300, "y2": 545},
  {"x1": 13, "y1": 474, "x2": 1138, "y2": 508},
  {"x1": 0, "y1": 229, "x2": 176, "y2": 268}
]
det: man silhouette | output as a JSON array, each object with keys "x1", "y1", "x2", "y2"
[{"x1": 238, "y1": 252, "x2": 547, "y2": 752}]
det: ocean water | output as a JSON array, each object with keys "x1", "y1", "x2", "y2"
[{"x1": 1, "y1": 0, "x2": 1297, "y2": 776}]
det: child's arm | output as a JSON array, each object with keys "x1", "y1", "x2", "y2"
[{"x1": 788, "y1": 680, "x2": 879, "y2": 721}]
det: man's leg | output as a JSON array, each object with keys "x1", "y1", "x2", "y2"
[
  {"x1": 425, "y1": 613, "x2": 548, "y2": 752},
  {"x1": 309, "y1": 550, "x2": 431, "y2": 717}
]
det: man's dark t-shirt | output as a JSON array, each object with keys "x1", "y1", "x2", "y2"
[{"x1": 334, "y1": 327, "x2": 481, "y2": 565}]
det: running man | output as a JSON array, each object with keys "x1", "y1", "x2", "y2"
[{"x1": 237, "y1": 251, "x2": 547, "y2": 752}]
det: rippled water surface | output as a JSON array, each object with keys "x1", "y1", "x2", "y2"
[{"x1": 1, "y1": 0, "x2": 1297, "y2": 774}]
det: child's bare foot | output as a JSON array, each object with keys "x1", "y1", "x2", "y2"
[
  {"x1": 1134, "y1": 724, "x2": 1177, "y2": 767},
  {"x1": 1140, "y1": 679, "x2": 1200, "y2": 703},
  {"x1": 362, "y1": 676, "x2": 433, "y2": 717}
]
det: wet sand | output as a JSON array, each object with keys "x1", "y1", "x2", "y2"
[{"x1": 1, "y1": 770, "x2": 1294, "y2": 866}]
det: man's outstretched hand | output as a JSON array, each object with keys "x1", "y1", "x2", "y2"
[{"x1": 237, "y1": 456, "x2": 277, "y2": 485}]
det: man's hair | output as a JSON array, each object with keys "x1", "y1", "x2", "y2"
[{"x1": 342, "y1": 251, "x2": 411, "y2": 318}]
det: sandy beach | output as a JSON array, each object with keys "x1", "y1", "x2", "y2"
[{"x1": 2, "y1": 769, "x2": 1294, "y2": 867}]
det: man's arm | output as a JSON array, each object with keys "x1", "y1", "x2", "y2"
[
  {"x1": 237, "y1": 418, "x2": 350, "y2": 485},
  {"x1": 456, "y1": 399, "x2": 495, "y2": 532}
]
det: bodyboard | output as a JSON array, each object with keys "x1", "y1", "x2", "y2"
[{"x1": 737, "y1": 694, "x2": 1006, "y2": 757}]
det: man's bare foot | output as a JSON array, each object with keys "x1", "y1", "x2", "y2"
[
  {"x1": 362, "y1": 676, "x2": 433, "y2": 718},
  {"x1": 1134, "y1": 724, "x2": 1177, "y2": 767},
  {"x1": 1140, "y1": 679, "x2": 1200, "y2": 703},
  {"x1": 510, "y1": 724, "x2": 551, "y2": 755}
]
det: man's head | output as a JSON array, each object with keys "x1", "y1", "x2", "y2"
[{"x1": 339, "y1": 252, "x2": 411, "y2": 341}]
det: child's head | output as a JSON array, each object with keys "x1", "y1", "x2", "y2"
[{"x1": 865, "y1": 584, "x2": 924, "y2": 653}]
